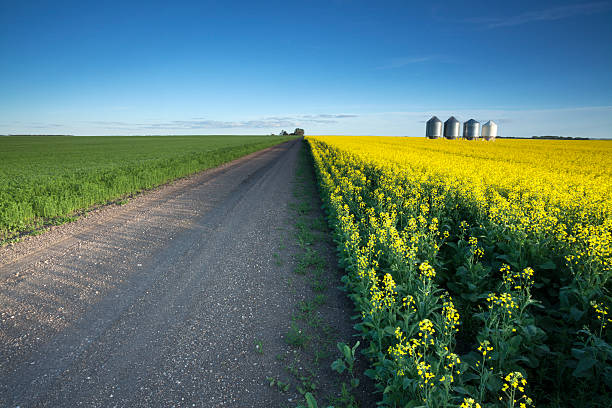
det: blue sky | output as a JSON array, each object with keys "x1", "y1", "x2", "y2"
[{"x1": 1, "y1": 0, "x2": 611, "y2": 137}]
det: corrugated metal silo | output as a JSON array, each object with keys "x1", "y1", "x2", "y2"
[
  {"x1": 463, "y1": 119, "x2": 480, "y2": 140},
  {"x1": 425, "y1": 116, "x2": 443, "y2": 139},
  {"x1": 482, "y1": 120, "x2": 498, "y2": 141},
  {"x1": 444, "y1": 116, "x2": 460, "y2": 139}
]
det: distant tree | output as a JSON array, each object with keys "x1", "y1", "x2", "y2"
[
  {"x1": 532, "y1": 135, "x2": 589, "y2": 140},
  {"x1": 280, "y1": 130, "x2": 289, "y2": 136},
  {"x1": 292, "y1": 128, "x2": 305, "y2": 136}
]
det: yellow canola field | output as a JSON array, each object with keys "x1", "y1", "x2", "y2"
[
  {"x1": 310, "y1": 136, "x2": 612, "y2": 282},
  {"x1": 310, "y1": 136, "x2": 612, "y2": 214},
  {"x1": 307, "y1": 136, "x2": 612, "y2": 407}
]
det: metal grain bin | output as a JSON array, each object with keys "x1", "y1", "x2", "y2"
[
  {"x1": 463, "y1": 119, "x2": 480, "y2": 140},
  {"x1": 425, "y1": 116, "x2": 443, "y2": 139},
  {"x1": 482, "y1": 120, "x2": 498, "y2": 141},
  {"x1": 444, "y1": 116, "x2": 461, "y2": 139}
]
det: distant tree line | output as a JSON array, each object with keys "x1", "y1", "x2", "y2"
[
  {"x1": 531, "y1": 135, "x2": 590, "y2": 140},
  {"x1": 497, "y1": 135, "x2": 591, "y2": 140},
  {"x1": 276, "y1": 128, "x2": 304, "y2": 136}
]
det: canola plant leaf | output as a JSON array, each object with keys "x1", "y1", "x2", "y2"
[
  {"x1": 538, "y1": 260, "x2": 557, "y2": 270},
  {"x1": 452, "y1": 386, "x2": 470, "y2": 395},
  {"x1": 572, "y1": 357, "x2": 597, "y2": 378}
]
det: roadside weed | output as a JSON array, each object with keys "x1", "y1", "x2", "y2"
[
  {"x1": 285, "y1": 322, "x2": 309, "y2": 349},
  {"x1": 267, "y1": 376, "x2": 290, "y2": 393}
]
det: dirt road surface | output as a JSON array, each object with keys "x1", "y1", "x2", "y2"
[{"x1": 0, "y1": 139, "x2": 331, "y2": 407}]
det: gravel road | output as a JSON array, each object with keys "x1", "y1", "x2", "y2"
[{"x1": 0, "y1": 139, "x2": 319, "y2": 407}]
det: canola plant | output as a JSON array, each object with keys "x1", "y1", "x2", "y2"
[{"x1": 307, "y1": 136, "x2": 611, "y2": 407}]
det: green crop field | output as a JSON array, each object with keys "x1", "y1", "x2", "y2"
[{"x1": 0, "y1": 135, "x2": 293, "y2": 242}]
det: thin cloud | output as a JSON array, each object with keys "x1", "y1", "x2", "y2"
[
  {"x1": 477, "y1": 2, "x2": 610, "y2": 28},
  {"x1": 19, "y1": 123, "x2": 66, "y2": 129},
  {"x1": 380, "y1": 105, "x2": 612, "y2": 116},
  {"x1": 0, "y1": 121, "x2": 66, "y2": 128},
  {"x1": 494, "y1": 118, "x2": 513, "y2": 124},
  {"x1": 301, "y1": 114, "x2": 358, "y2": 119},
  {"x1": 142, "y1": 120, "x2": 296, "y2": 130},
  {"x1": 79, "y1": 114, "x2": 359, "y2": 131},
  {"x1": 88, "y1": 121, "x2": 140, "y2": 126}
]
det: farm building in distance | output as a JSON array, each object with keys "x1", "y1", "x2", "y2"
[{"x1": 426, "y1": 116, "x2": 497, "y2": 140}]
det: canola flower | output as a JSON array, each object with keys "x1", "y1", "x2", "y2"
[
  {"x1": 419, "y1": 261, "x2": 436, "y2": 280},
  {"x1": 487, "y1": 293, "x2": 519, "y2": 318},
  {"x1": 417, "y1": 360, "x2": 436, "y2": 388},
  {"x1": 440, "y1": 352, "x2": 461, "y2": 385},
  {"x1": 501, "y1": 264, "x2": 534, "y2": 293},
  {"x1": 442, "y1": 297, "x2": 461, "y2": 334},
  {"x1": 460, "y1": 397, "x2": 483, "y2": 408},
  {"x1": 388, "y1": 327, "x2": 411, "y2": 376},
  {"x1": 402, "y1": 294, "x2": 417, "y2": 313},
  {"x1": 469, "y1": 236, "x2": 485, "y2": 259},
  {"x1": 367, "y1": 271, "x2": 397, "y2": 315},
  {"x1": 500, "y1": 372, "x2": 533, "y2": 408},
  {"x1": 417, "y1": 318, "x2": 436, "y2": 346},
  {"x1": 476, "y1": 341, "x2": 494, "y2": 370},
  {"x1": 591, "y1": 300, "x2": 612, "y2": 331}
]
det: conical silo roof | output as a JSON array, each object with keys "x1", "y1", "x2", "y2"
[{"x1": 445, "y1": 116, "x2": 459, "y2": 125}]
